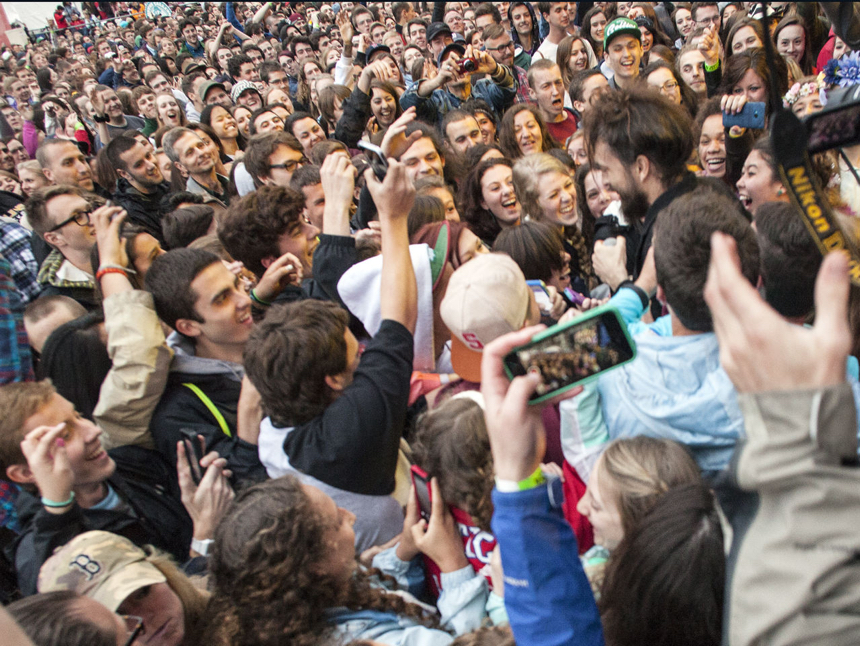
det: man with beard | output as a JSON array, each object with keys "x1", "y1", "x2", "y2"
[{"x1": 583, "y1": 85, "x2": 701, "y2": 280}]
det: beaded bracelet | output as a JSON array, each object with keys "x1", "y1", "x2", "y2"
[{"x1": 41, "y1": 492, "x2": 75, "y2": 508}]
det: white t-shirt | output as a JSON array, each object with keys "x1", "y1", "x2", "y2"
[{"x1": 534, "y1": 38, "x2": 559, "y2": 63}]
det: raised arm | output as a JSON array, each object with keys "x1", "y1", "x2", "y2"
[
  {"x1": 91, "y1": 205, "x2": 173, "y2": 449},
  {"x1": 364, "y1": 157, "x2": 417, "y2": 333},
  {"x1": 481, "y1": 328, "x2": 604, "y2": 646},
  {"x1": 704, "y1": 233, "x2": 859, "y2": 646}
]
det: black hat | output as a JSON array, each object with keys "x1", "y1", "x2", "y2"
[
  {"x1": 426, "y1": 22, "x2": 453, "y2": 44},
  {"x1": 437, "y1": 42, "x2": 465, "y2": 67},
  {"x1": 366, "y1": 43, "x2": 391, "y2": 63}
]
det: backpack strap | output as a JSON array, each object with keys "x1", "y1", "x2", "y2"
[{"x1": 182, "y1": 383, "x2": 232, "y2": 438}]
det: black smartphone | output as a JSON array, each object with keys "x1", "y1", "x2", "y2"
[
  {"x1": 503, "y1": 306, "x2": 637, "y2": 404},
  {"x1": 723, "y1": 101, "x2": 766, "y2": 129},
  {"x1": 410, "y1": 465, "x2": 433, "y2": 521},
  {"x1": 357, "y1": 140, "x2": 388, "y2": 180},
  {"x1": 180, "y1": 429, "x2": 204, "y2": 485}
]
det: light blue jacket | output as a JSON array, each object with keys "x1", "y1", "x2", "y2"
[
  {"x1": 597, "y1": 323, "x2": 743, "y2": 472},
  {"x1": 327, "y1": 555, "x2": 489, "y2": 645},
  {"x1": 561, "y1": 288, "x2": 742, "y2": 473}
]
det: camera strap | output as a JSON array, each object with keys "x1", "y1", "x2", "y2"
[{"x1": 763, "y1": 2, "x2": 860, "y2": 285}]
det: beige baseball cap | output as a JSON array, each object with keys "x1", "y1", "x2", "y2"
[
  {"x1": 440, "y1": 253, "x2": 531, "y2": 382},
  {"x1": 38, "y1": 531, "x2": 166, "y2": 612}
]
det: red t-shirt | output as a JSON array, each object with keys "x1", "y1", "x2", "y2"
[
  {"x1": 546, "y1": 109, "x2": 578, "y2": 146},
  {"x1": 423, "y1": 505, "x2": 497, "y2": 597}
]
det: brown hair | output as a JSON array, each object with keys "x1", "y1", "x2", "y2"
[
  {"x1": 0, "y1": 381, "x2": 56, "y2": 475},
  {"x1": 773, "y1": 13, "x2": 814, "y2": 76},
  {"x1": 407, "y1": 194, "x2": 446, "y2": 240},
  {"x1": 317, "y1": 83, "x2": 351, "y2": 129},
  {"x1": 583, "y1": 84, "x2": 693, "y2": 187},
  {"x1": 145, "y1": 550, "x2": 210, "y2": 645},
  {"x1": 411, "y1": 398, "x2": 494, "y2": 531},
  {"x1": 244, "y1": 301, "x2": 350, "y2": 426},
  {"x1": 458, "y1": 158, "x2": 513, "y2": 244},
  {"x1": 452, "y1": 625, "x2": 516, "y2": 645},
  {"x1": 718, "y1": 48, "x2": 788, "y2": 118},
  {"x1": 242, "y1": 131, "x2": 304, "y2": 187},
  {"x1": 206, "y1": 476, "x2": 438, "y2": 645},
  {"x1": 217, "y1": 185, "x2": 306, "y2": 278},
  {"x1": 725, "y1": 16, "x2": 765, "y2": 56},
  {"x1": 498, "y1": 104, "x2": 558, "y2": 160},
  {"x1": 598, "y1": 436, "x2": 702, "y2": 536},
  {"x1": 7, "y1": 591, "x2": 116, "y2": 646},
  {"x1": 494, "y1": 220, "x2": 566, "y2": 284},
  {"x1": 654, "y1": 185, "x2": 759, "y2": 332},
  {"x1": 600, "y1": 484, "x2": 724, "y2": 646},
  {"x1": 25, "y1": 185, "x2": 101, "y2": 238}
]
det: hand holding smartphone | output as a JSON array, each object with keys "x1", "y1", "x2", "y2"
[
  {"x1": 410, "y1": 465, "x2": 433, "y2": 521},
  {"x1": 180, "y1": 429, "x2": 205, "y2": 485},
  {"x1": 723, "y1": 101, "x2": 765, "y2": 129},
  {"x1": 503, "y1": 305, "x2": 636, "y2": 404},
  {"x1": 358, "y1": 141, "x2": 388, "y2": 181}
]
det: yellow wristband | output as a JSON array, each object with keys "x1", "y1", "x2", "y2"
[{"x1": 496, "y1": 467, "x2": 546, "y2": 492}]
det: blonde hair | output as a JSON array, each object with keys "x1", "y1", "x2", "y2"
[
  {"x1": 512, "y1": 153, "x2": 569, "y2": 220},
  {"x1": 17, "y1": 160, "x2": 42, "y2": 175},
  {"x1": 512, "y1": 153, "x2": 595, "y2": 285},
  {"x1": 599, "y1": 437, "x2": 702, "y2": 536}
]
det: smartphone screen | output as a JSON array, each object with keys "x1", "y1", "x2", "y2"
[
  {"x1": 504, "y1": 308, "x2": 636, "y2": 402},
  {"x1": 410, "y1": 466, "x2": 432, "y2": 520},
  {"x1": 526, "y1": 280, "x2": 552, "y2": 314},
  {"x1": 806, "y1": 102, "x2": 860, "y2": 153}
]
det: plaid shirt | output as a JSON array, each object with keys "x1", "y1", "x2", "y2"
[
  {"x1": 514, "y1": 65, "x2": 533, "y2": 104},
  {"x1": 0, "y1": 219, "x2": 41, "y2": 305},
  {"x1": 0, "y1": 254, "x2": 34, "y2": 386}
]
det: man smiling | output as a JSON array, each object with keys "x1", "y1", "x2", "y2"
[
  {"x1": 603, "y1": 17, "x2": 643, "y2": 90},
  {"x1": 106, "y1": 136, "x2": 172, "y2": 246}
]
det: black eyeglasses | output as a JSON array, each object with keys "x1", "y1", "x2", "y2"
[
  {"x1": 48, "y1": 208, "x2": 92, "y2": 232},
  {"x1": 121, "y1": 615, "x2": 144, "y2": 646},
  {"x1": 484, "y1": 41, "x2": 514, "y2": 52},
  {"x1": 270, "y1": 157, "x2": 308, "y2": 173}
]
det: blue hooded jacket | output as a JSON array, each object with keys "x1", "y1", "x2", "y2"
[{"x1": 598, "y1": 320, "x2": 743, "y2": 473}]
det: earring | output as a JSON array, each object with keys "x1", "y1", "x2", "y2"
[{"x1": 777, "y1": 188, "x2": 785, "y2": 196}]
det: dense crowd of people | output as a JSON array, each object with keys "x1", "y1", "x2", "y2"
[{"x1": 1, "y1": 1, "x2": 860, "y2": 645}]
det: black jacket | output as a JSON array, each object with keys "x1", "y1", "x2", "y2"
[
  {"x1": 149, "y1": 357, "x2": 267, "y2": 488},
  {"x1": 112, "y1": 179, "x2": 172, "y2": 246},
  {"x1": 8, "y1": 444, "x2": 192, "y2": 596},
  {"x1": 334, "y1": 87, "x2": 371, "y2": 151}
]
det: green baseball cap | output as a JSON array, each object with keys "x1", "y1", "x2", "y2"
[
  {"x1": 604, "y1": 16, "x2": 642, "y2": 50},
  {"x1": 38, "y1": 531, "x2": 167, "y2": 612}
]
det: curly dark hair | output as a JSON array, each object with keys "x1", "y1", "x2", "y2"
[
  {"x1": 498, "y1": 104, "x2": 559, "y2": 160},
  {"x1": 206, "y1": 476, "x2": 440, "y2": 646},
  {"x1": 411, "y1": 398, "x2": 495, "y2": 532},
  {"x1": 217, "y1": 185, "x2": 306, "y2": 278}
]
